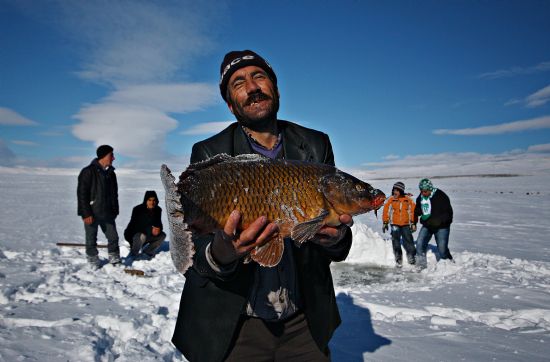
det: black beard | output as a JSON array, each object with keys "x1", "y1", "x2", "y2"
[{"x1": 232, "y1": 92, "x2": 280, "y2": 131}]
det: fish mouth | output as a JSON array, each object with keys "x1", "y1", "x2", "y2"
[{"x1": 371, "y1": 189, "x2": 386, "y2": 210}]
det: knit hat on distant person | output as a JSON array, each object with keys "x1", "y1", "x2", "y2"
[
  {"x1": 393, "y1": 181, "x2": 405, "y2": 193},
  {"x1": 419, "y1": 178, "x2": 433, "y2": 191},
  {"x1": 219, "y1": 50, "x2": 277, "y2": 102},
  {"x1": 96, "y1": 145, "x2": 113, "y2": 160}
]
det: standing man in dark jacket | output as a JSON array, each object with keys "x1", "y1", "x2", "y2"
[
  {"x1": 414, "y1": 178, "x2": 453, "y2": 268},
  {"x1": 124, "y1": 190, "x2": 166, "y2": 259},
  {"x1": 171, "y1": 50, "x2": 353, "y2": 361},
  {"x1": 77, "y1": 145, "x2": 120, "y2": 268}
]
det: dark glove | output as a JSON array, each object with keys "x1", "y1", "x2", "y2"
[
  {"x1": 411, "y1": 224, "x2": 417, "y2": 233},
  {"x1": 210, "y1": 230, "x2": 238, "y2": 265},
  {"x1": 382, "y1": 222, "x2": 389, "y2": 233}
]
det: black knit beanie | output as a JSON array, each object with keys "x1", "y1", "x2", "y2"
[
  {"x1": 219, "y1": 50, "x2": 277, "y2": 102},
  {"x1": 96, "y1": 145, "x2": 113, "y2": 160},
  {"x1": 393, "y1": 181, "x2": 405, "y2": 194}
]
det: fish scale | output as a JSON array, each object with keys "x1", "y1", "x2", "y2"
[{"x1": 161, "y1": 153, "x2": 385, "y2": 270}]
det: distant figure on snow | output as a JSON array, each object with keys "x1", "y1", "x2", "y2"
[
  {"x1": 124, "y1": 190, "x2": 166, "y2": 259},
  {"x1": 382, "y1": 181, "x2": 417, "y2": 267},
  {"x1": 77, "y1": 145, "x2": 121, "y2": 268},
  {"x1": 414, "y1": 178, "x2": 453, "y2": 268}
]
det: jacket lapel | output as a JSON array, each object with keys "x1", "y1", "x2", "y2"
[
  {"x1": 232, "y1": 125, "x2": 253, "y2": 156},
  {"x1": 230, "y1": 120, "x2": 313, "y2": 161},
  {"x1": 281, "y1": 121, "x2": 312, "y2": 161}
]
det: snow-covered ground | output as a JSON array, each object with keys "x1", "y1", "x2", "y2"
[{"x1": 1, "y1": 167, "x2": 550, "y2": 361}]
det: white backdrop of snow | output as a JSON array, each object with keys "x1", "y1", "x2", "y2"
[{"x1": 1, "y1": 166, "x2": 550, "y2": 361}]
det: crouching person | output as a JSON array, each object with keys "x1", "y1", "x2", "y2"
[{"x1": 124, "y1": 190, "x2": 166, "y2": 259}]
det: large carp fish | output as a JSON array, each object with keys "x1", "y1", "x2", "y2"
[{"x1": 161, "y1": 154, "x2": 385, "y2": 274}]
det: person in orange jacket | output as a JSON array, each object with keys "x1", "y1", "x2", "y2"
[{"x1": 382, "y1": 181, "x2": 417, "y2": 267}]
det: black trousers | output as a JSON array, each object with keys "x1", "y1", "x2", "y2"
[{"x1": 225, "y1": 312, "x2": 330, "y2": 362}]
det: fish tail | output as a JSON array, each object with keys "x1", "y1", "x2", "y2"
[{"x1": 160, "y1": 164, "x2": 194, "y2": 274}]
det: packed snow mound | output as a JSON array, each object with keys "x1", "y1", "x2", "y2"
[{"x1": 346, "y1": 222, "x2": 395, "y2": 266}]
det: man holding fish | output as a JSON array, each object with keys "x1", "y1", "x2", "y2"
[{"x1": 169, "y1": 50, "x2": 383, "y2": 361}]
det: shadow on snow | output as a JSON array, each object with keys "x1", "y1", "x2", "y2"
[{"x1": 331, "y1": 293, "x2": 391, "y2": 361}]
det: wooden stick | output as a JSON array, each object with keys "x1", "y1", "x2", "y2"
[
  {"x1": 124, "y1": 269, "x2": 146, "y2": 276},
  {"x1": 56, "y1": 242, "x2": 108, "y2": 248}
]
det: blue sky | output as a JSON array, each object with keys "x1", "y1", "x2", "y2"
[{"x1": 1, "y1": 0, "x2": 549, "y2": 171}]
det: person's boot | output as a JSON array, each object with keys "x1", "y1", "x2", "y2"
[
  {"x1": 407, "y1": 254, "x2": 416, "y2": 265},
  {"x1": 395, "y1": 256, "x2": 403, "y2": 268},
  {"x1": 108, "y1": 252, "x2": 121, "y2": 265},
  {"x1": 87, "y1": 255, "x2": 101, "y2": 269}
]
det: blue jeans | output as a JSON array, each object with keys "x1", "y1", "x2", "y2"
[
  {"x1": 416, "y1": 226, "x2": 452, "y2": 261},
  {"x1": 84, "y1": 218, "x2": 119, "y2": 257},
  {"x1": 390, "y1": 225, "x2": 416, "y2": 261}
]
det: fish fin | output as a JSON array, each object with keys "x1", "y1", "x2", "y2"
[
  {"x1": 182, "y1": 153, "x2": 232, "y2": 176},
  {"x1": 161, "y1": 164, "x2": 194, "y2": 275},
  {"x1": 183, "y1": 153, "x2": 268, "y2": 175},
  {"x1": 290, "y1": 212, "x2": 328, "y2": 244},
  {"x1": 250, "y1": 234, "x2": 284, "y2": 267}
]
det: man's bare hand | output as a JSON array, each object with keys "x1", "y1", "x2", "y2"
[
  {"x1": 312, "y1": 214, "x2": 353, "y2": 247},
  {"x1": 211, "y1": 210, "x2": 279, "y2": 265},
  {"x1": 82, "y1": 216, "x2": 94, "y2": 225}
]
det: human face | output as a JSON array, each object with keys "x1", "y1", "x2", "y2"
[
  {"x1": 393, "y1": 188, "x2": 401, "y2": 198},
  {"x1": 421, "y1": 189, "x2": 432, "y2": 197},
  {"x1": 146, "y1": 197, "x2": 157, "y2": 209},
  {"x1": 99, "y1": 152, "x2": 115, "y2": 168},
  {"x1": 226, "y1": 65, "x2": 279, "y2": 129}
]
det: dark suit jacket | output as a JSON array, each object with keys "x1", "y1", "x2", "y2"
[{"x1": 172, "y1": 120, "x2": 352, "y2": 362}]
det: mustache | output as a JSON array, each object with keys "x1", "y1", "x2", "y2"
[{"x1": 244, "y1": 91, "x2": 271, "y2": 106}]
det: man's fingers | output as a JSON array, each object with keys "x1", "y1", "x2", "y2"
[
  {"x1": 237, "y1": 215, "x2": 267, "y2": 244},
  {"x1": 239, "y1": 223, "x2": 279, "y2": 255},
  {"x1": 339, "y1": 214, "x2": 353, "y2": 227},
  {"x1": 252, "y1": 222, "x2": 279, "y2": 247},
  {"x1": 223, "y1": 210, "x2": 241, "y2": 236},
  {"x1": 317, "y1": 225, "x2": 339, "y2": 238}
]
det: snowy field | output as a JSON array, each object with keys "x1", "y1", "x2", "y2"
[{"x1": 1, "y1": 165, "x2": 550, "y2": 361}]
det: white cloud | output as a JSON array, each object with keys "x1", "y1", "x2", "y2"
[
  {"x1": 11, "y1": 140, "x2": 39, "y2": 146},
  {"x1": 352, "y1": 148, "x2": 550, "y2": 180},
  {"x1": 72, "y1": 82, "x2": 218, "y2": 160},
  {"x1": 478, "y1": 61, "x2": 550, "y2": 79},
  {"x1": 0, "y1": 107, "x2": 38, "y2": 126},
  {"x1": 181, "y1": 121, "x2": 234, "y2": 135},
  {"x1": 51, "y1": 1, "x2": 225, "y2": 162},
  {"x1": 433, "y1": 115, "x2": 550, "y2": 135},
  {"x1": 73, "y1": 103, "x2": 177, "y2": 160},
  {"x1": 527, "y1": 143, "x2": 550, "y2": 153},
  {"x1": 382, "y1": 154, "x2": 400, "y2": 161},
  {"x1": 106, "y1": 83, "x2": 218, "y2": 114},
  {"x1": 525, "y1": 84, "x2": 550, "y2": 108},
  {"x1": 51, "y1": 1, "x2": 223, "y2": 87}
]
